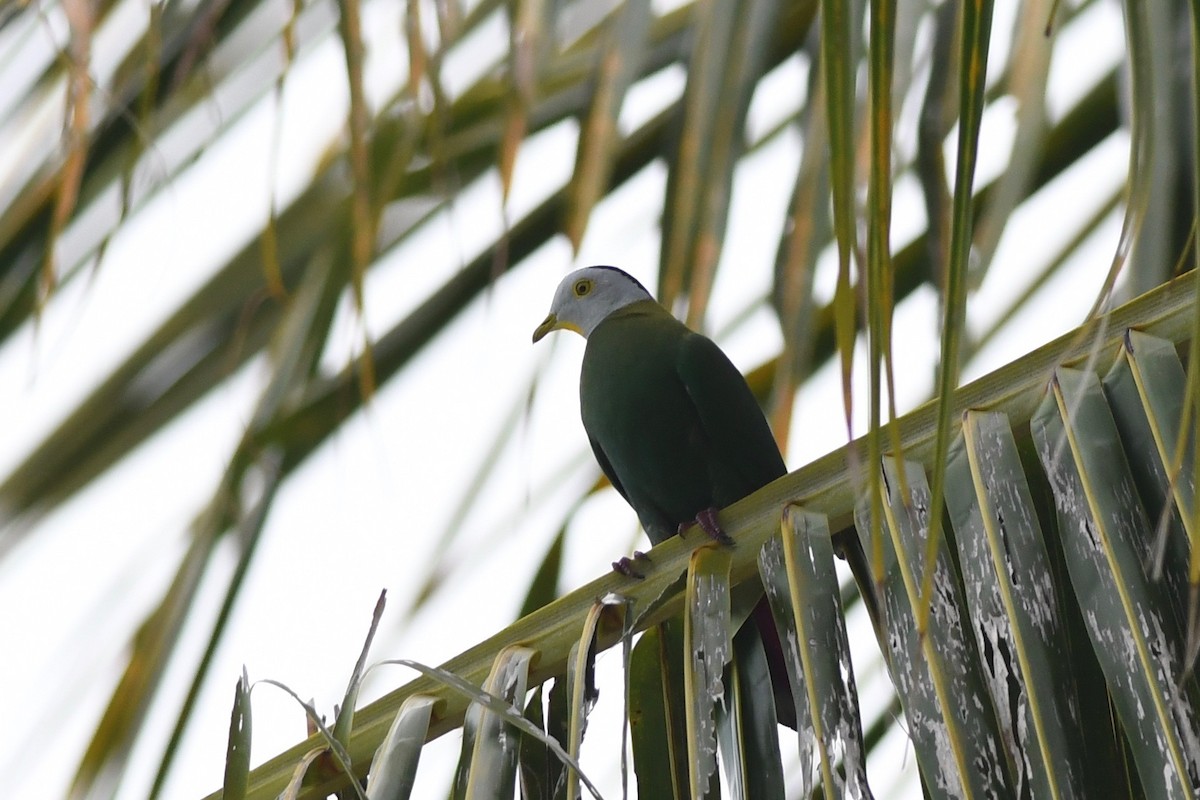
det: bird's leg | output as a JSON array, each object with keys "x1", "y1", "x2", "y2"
[
  {"x1": 680, "y1": 507, "x2": 734, "y2": 546},
  {"x1": 612, "y1": 550, "x2": 651, "y2": 579}
]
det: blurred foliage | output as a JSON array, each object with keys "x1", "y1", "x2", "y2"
[{"x1": 3, "y1": 0, "x2": 1200, "y2": 797}]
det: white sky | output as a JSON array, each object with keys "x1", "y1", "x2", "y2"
[{"x1": 0, "y1": 1, "x2": 1130, "y2": 798}]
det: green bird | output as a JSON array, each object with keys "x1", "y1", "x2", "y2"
[
  {"x1": 532, "y1": 264, "x2": 806, "y2": 731},
  {"x1": 533, "y1": 266, "x2": 787, "y2": 550}
]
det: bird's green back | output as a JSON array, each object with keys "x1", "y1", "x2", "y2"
[{"x1": 579, "y1": 300, "x2": 786, "y2": 544}]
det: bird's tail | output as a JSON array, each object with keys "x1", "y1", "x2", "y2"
[{"x1": 748, "y1": 594, "x2": 798, "y2": 730}]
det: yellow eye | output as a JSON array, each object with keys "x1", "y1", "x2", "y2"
[{"x1": 573, "y1": 279, "x2": 592, "y2": 297}]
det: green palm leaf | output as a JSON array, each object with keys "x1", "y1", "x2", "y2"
[{"x1": 2, "y1": 1, "x2": 1196, "y2": 798}]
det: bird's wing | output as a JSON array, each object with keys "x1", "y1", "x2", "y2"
[
  {"x1": 675, "y1": 331, "x2": 787, "y2": 491},
  {"x1": 587, "y1": 433, "x2": 631, "y2": 502},
  {"x1": 588, "y1": 432, "x2": 676, "y2": 542}
]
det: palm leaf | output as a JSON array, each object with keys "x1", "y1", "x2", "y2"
[
  {"x1": 212, "y1": 274, "x2": 1200, "y2": 798},
  {"x1": 1, "y1": 0, "x2": 1194, "y2": 797}
]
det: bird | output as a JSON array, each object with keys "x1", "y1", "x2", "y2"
[{"x1": 532, "y1": 264, "x2": 809, "y2": 733}]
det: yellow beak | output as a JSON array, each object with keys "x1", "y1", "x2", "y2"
[{"x1": 532, "y1": 313, "x2": 559, "y2": 343}]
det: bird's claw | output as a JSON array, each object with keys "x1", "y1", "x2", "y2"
[
  {"x1": 680, "y1": 507, "x2": 734, "y2": 546},
  {"x1": 612, "y1": 551, "x2": 651, "y2": 579}
]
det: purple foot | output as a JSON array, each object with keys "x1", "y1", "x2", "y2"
[
  {"x1": 679, "y1": 507, "x2": 734, "y2": 546},
  {"x1": 612, "y1": 550, "x2": 651, "y2": 579}
]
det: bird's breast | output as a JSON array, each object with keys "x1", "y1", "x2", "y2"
[{"x1": 578, "y1": 314, "x2": 719, "y2": 530}]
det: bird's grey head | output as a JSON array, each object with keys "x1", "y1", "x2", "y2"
[{"x1": 532, "y1": 266, "x2": 654, "y2": 342}]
